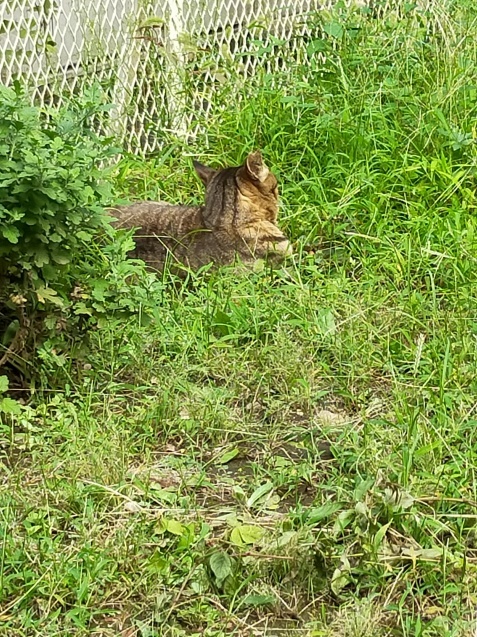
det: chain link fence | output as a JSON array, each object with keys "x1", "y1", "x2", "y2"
[{"x1": 1, "y1": 0, "x2": 438, "y2": 153}]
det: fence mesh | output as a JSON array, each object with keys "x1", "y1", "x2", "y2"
[{"x1": 1, "y1": 0, "x2": 440, "y2": 153}]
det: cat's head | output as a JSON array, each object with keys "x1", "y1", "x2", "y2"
[{"x1": 192, "y1": 151, "x2": 280, "y2": 229}]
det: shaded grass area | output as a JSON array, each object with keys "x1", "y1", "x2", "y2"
[{"x1": 2, "y1": 2, "x2": 477, "y2": 635}]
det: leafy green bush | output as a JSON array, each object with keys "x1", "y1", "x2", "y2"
[
  {"x1": 0, "y1": 85, "x2": 166, "y2": 376},
  {"x1": 0, "y1": 84, "x2": 117, "y2": 279}
]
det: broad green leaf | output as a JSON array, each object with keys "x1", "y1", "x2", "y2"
[
  {"x1": 373, "y1": 522, "x2": 391, "y2": 550},
  {"x1": 0, "y1": 376, "x2": 9, "y2": 393},
  {"x1": 165, "y1": 519, "x2": 183, "y2": 536},
  {"x1": 354, "y1": 477, "x2": 375, "y2": 502},
  {"x1": 242, "y1": 594, "x2": 275, "y2": 608},
  {"x1": 247, "y1": 481, "x2": 274, "y2": 508},
  {"x1": 92, "y1": 280, "x2": 109, "y2": 302},
  {"x1": 154, "y1": 519, "x2": 167, "y2": 535},
  {"x1": 148, "y1": 487, "x2": 177, "y2": 504},
  {"x1": 230, "y1": 527, "x2": 244, "y2": 546},
  {"x1": 1, "y1": 226, "x2": 19, "y2": 243},
  {"x1": 33, "y1": 247, "x2": 49, "y2": 268},
  {"x1": 316, "y1": 308, "x2": 336, "y2": 336},
  {"x1": 2, "y1": 321, "x2": 19, "y2": 347},
  {"x1": 275, "y1": 531, "x2": 297, "y2": 548},
  {"x1": 73, "y1": 302, "x2": 92, "y2": 316},
  {"x1": 76, "y1": 230, "x2": 92, "y2": 241},
  {"x1": 305, "y1": 502, "x2": 342, "y2": 525},
  {"x1": 216, "y1": 447, "x2": 240, "y2": 464},
  {"x1": 306, "y1": 39, "x2": 328, "y2": 56},
  {"x1": 51, "y1": 251, "x2": 70, "y2": 265},
  {"x1": 38, "y1": 185, "x2": 68, "y2": 201},
  {"x1": 0, "y1": 397, "x2": 22, "y2": 415},
  {"x1": 35, "y1": 287, "x2": 64, "y2": 307},
  {"x1": 67, "y1": 212, "x2": 82, "y2": 224},
  {"x1": 323, "y1": 21, "x2": 344, "y2": 39},
  {"x1": 230, "y1": 524, "x2": 265, "y2": 547},
  {"x1": 146, "y1": 552, "x2": 168, "y2": 573},
  {"x1": 355, "y1": 501, "x2": 368, "y2": 516},
  {"x1": 399, "y1": 491, "x2": 415, "y2": 509},
  {"x1": 41, "y1": 264, "x2": 58, "y2": 281},
  {"x1": 213, "y1": 309, "x2": 234, "y2": 336},
  {"x1": 209, "y1": 551, "x2": 232, "y2": 584},
  {"x1": 333, "y1": 509, "x2": 354, "y2": 536},
  {"x1": 331, "y1": 567, "x2": 351, "y2": 596},
  {"x1": 331, "y1": 556, "x2": 351, "y2": 596}
]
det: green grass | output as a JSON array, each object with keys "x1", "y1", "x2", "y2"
[{"x1": 3, "y1": 1, "x2": 477, "y2": 635}]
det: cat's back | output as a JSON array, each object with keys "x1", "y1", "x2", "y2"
[{"x1": 110, "y1": 201, "x2": 204, "y2": 237}]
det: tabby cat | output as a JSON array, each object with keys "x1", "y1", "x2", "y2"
[{"x1": 109, "y1": 151, "x2": 292, "y2": 274}]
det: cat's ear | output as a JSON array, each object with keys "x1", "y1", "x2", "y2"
[
  {"x1": 245, "y1": 150, "x2": 270, "y2": 183},
  {"x1": 193, "y1": 160, "x2": 217, "y2": 186}
]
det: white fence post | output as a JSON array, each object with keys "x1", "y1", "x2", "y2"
[
  {"x1": 164, "y1": 0, "x2": 188, "y2": 138},
  {"x1": 109, "y1": 4, "x2": 144, "y2": 147}
]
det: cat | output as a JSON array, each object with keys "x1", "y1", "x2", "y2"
[{"x1": 109, "y1": 151, "x2": 292, "y2": 275}]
